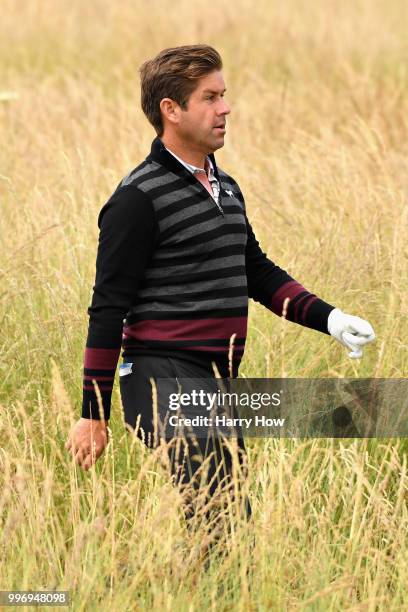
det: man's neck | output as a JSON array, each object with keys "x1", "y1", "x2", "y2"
[{"x1": 160, "y1": 135, "x2": 208, "y2": 169}]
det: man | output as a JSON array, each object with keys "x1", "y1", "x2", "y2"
[{"x1": 66, "y1": 44, "x2": 375, "y2": 526}]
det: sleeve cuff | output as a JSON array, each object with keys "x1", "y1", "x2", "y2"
[
  {"x1": 82, "y1": 389, "x2": 111, "y2": 420},
  {"x1": 303, "y1": 299, "x2": 336, "y2": 335}
]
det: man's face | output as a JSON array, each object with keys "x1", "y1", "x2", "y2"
[{"x1": 174, "y1": 70, "x2": 231, "y2": 154}]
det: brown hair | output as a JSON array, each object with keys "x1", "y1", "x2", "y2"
[{"x1": 139, "y1": 45, "x2": 223, "y2": 137}]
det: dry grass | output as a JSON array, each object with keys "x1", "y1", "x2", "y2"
[{"x1": 1, "y1": 0, "x2": 407, "y2": 609}]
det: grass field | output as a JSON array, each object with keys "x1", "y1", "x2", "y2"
[{"x1": 0, "y1": 0, "x2": 407, "y2": 609}]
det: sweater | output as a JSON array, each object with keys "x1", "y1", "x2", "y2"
[{"x1": 82, "y1": 136, "x2": 335, "y2": 420}]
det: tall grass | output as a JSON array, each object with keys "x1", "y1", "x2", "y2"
[{"x1": 0, "y1": 0, "x2": 407, "y2": 609}]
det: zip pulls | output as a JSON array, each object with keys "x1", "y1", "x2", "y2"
[
  {"x1": 208, "y1": 191, "x2": 224, "y2": 216},
  {"x1": 214, "y1": 198, "x2": 225, "y2": 216},
  {"x1": 212, "y1": 182, "x2": 225, "y2": 216}
]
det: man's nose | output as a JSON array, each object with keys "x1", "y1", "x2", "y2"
[{"x1": 218, "y1": 98, "x2": 231, "y2": 115}]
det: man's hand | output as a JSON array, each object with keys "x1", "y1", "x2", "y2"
[
  {"x1": 65, "y1": 418, "x2": 109, "y2": 470},
  {"x1": 327, "y1": 308, "x2": 376, "y2": 358}
]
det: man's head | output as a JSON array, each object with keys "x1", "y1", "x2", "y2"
[{"x1": 140, "y1": 44, "x2": 230, "y2": 155}]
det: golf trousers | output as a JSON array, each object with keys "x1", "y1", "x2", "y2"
[{"x1": 119, "y1": 354, "x2": 252, "y2": 529}]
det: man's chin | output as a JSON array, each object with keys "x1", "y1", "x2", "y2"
[
  {"x1": 198, "y1": 135, "x2": 226, "y2": 155},
  {"x1": 210, "y1": 136, "x2": 226, "y2": 152}
]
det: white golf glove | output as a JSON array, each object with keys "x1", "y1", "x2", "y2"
[{"x1": 327, "y1": 308, "x2": 375, "y2": 359}]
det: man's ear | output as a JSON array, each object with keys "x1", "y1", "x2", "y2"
[{"x1": 159, "y1": 98, "x2": 181, "y2": 126}]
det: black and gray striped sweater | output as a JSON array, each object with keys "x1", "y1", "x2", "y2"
[{"x1": 82, "y1": 136, "x2": 335, "y2": 419}]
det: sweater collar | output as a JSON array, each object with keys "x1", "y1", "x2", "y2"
[
  {"x1": 163, "y1": 145, "x2": 216, "y2": 180},
  {"x1": 147, "y1": 136, "x2": 221, "y2": 184}
]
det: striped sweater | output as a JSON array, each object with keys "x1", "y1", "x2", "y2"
[{"x1": 82, "y1": 136, "x2": 335, "y2": 420}]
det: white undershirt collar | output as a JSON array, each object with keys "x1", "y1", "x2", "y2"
[{"x1": 163, "y1": 145, "x2": 216, "y2": 180}]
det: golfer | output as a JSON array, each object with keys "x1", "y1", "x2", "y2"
[{"x1": 66, "y1": 44, "x2": 375, "y2": 525}]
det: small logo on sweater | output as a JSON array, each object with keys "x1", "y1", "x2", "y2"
[{"x1": 225, "y1": 189, "x2": 234, "y2": 197}]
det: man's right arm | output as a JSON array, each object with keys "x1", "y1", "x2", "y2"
[{"x1": 81, "y1": 184, "x2": 158, "y2": 421}]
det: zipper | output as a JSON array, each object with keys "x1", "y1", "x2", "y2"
[
  {"x1": 212, "y1": 181, "x2": 224, "y2": 216},
  {"x1": 214, "y1": 198, "x2": 225, "y2": 216},
  {"x1": 211, "y1": 184, "x2": 224, "y2": 216}
]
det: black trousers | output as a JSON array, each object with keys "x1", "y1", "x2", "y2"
[{"x1": 119, "y1": 355, "x2": 252, "y2": 534}]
